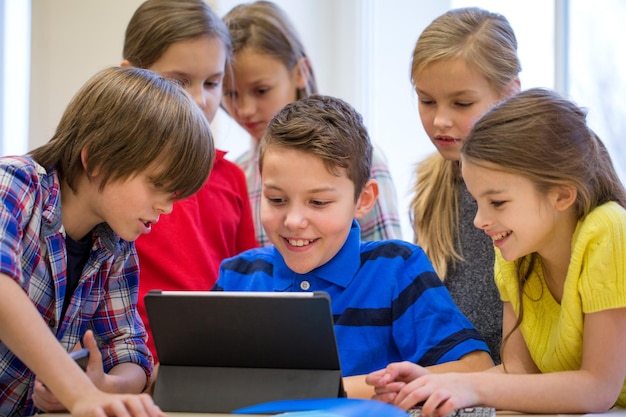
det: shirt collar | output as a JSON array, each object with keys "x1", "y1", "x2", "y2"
[{"x1": 273, "y1": 219, "x2": 361, "y2": 290}]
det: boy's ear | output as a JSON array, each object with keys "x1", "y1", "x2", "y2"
[
  {"x1": 81, "y1": 147, "x2": 98, "y2": 177},
  {"x1": 354, "y1": 180, "x2": 379, "y2": 220},
  {"x1": 120, "y1": 59, "x2": 132, "y2": 68},
  {"x1": 552, "y1": 184, "x2": 577, "y2": 212}
]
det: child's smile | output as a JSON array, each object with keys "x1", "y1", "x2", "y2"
[{"x1": 260, "y1": 147, "x2": 359, "y2": 274}]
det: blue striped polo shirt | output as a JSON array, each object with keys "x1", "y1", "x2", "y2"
[{"x1": 215, "y1": 220, "x2": 489, "y2": 376}]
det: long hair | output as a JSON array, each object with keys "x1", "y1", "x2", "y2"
[
  {"x1": 409, "y1": 7, "x2": 521, "y2": 279},
  {"x1": 462, "y1": 87, "x2": 626, "y2": 362},
  {"x1": 30, "y1": 67, "x2": 214, "y2": 200},
  {"x1": 123, "y1": 0, "x2": 232, "y2": 69},
  {"x1": 223, "y1": 0, "x2": 317, "y2": 99}
]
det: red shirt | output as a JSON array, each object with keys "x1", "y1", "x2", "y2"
[{"x1": 135, "y1": 150, "x2": 258, "y2": 360}]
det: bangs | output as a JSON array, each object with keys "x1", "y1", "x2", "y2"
[{"x1": 151, "y1": 133, "x2": 214, "y2": 201}]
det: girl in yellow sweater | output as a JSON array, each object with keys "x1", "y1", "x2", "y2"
[{"x1": 366, "y1": 88, "x2": 626, "y2": 415}]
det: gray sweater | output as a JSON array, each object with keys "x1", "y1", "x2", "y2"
[{"x1": 445, "y1": 181, "x2": 502, "y2": 364}]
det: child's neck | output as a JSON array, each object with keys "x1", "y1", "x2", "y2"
[
  {"x1": 60, "y1": 179, "x2": 95, "y2": 240},
  {"x1": 537, "y1": 208, "x2": 578, "y2": 303},
  {"x1": 538, "y1": 255, "x2": 568, "y2": 304}
]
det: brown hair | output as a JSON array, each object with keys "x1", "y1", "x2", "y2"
[
  {"x1": 223, "y1": 0, "x2": 317, "y2": 99},
  {"x1": 123, "y1": 0, "x2": 232, "y2": 69},
  {"x1": 30, "y1": 66, "x2": 214, "y2": 200},
  {"x1": 462, "y1": 87, "x2": 626, "y2": 364},
  {"x1": 409, "y1": 7, "x2": 521, "y2": 279},
  {"x1": 259, "y1": 95, "x2": 371, "y2": 200}
]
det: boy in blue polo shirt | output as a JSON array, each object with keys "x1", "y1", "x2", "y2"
[{"x1": 214, "y1": 94, "x2": 493, "y2": 398}]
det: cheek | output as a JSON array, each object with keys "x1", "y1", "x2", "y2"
[
  {"x1": 418, "y1": 108, "x2": 435, "y2": 132},
  {"x1": 268, "y1": 88, "x2": 297, "y2": 116},
  {"x1": 260, "y1": 201, "x2": 277, "y2": 225},
  {"x1": 205, "y1": 96, "x2": 221, "y2": 121},
  {"x1": 459, "y1": 115, "x2": 479, "y2": 138}
]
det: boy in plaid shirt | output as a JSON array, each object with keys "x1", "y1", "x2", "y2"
[{"x1": 0, "y1": 67, "x2": 213, "y2": 416}]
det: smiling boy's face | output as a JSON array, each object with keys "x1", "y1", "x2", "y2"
[{"x1": 260, "y1": 146, "x2": 362, "y2": 274}]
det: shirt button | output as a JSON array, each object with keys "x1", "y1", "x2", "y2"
[
  {"x1": 48, "y1": 317, "x2": 56, "y2": 328},
  {"x1": 300, "y1": 281, "x2": 311, "y2": 291}
]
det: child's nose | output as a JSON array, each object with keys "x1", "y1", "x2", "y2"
[
  {"x1": 433, "y1": 107, "x2": 453, "y2": 129},
  {"x1": 237, "y1": 95, "x2": 256, "y2": 118},
  {"x1": 190, "y1": 86, "x2": 207, "y2": 110},
  {"x1": 473, "y1": 207, "x2": 492, "y2": 230},
  {"x1": 284, "y1": 206, "x2": 308, "y2": 229},
  {"x1": 158, "y1": 200, "x2": 174, "y2": 216}
]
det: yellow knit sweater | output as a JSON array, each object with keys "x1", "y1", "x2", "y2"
[{"x1": 495, "y1": 201, "x2": 626, "y2": 406}]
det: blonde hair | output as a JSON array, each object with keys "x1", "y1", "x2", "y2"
[
  {"x1": 409, "y1": 7, "x2": 521, "y2": 279},
  {"x1": 30, "y1": 67, "x2": 214, "y2": 200},
  {"x1": 462, "y1": 87, "x2": 626, "y2": 363},
  {"x1": 223, "y1": 0, "x2": 317, "y2": 99}
]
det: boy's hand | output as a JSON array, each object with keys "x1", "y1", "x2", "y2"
[
  {"x1": 82, "y1": 329, "x2": 108, "y2": 389},
  {"x1": 366, "y1": 361, "x2": 430, "y2": 404},
  {"x1": 33, "y1": 330, "x2": 107, "y2": 412},
  {"x1": 70, "y1": 391, "x2": 165, "y2": 417},
  {"x1": 32, "y1": 378, "x2": 66, "y2": 412}
]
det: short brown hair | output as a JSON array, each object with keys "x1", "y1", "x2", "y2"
[
  {"x1": 259, "y1": 94, "x2": 371, "y2": 200},
  {"x1": 30, "y1": 66, "x2": 214, "y2": 200}
]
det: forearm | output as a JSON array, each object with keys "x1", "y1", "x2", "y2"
[
  {"x1": 472, "y1": 370, "x2": 617, "y2": 413},
  {"x1": 343, "y1": 374, "x2": 375, "y2": 399},
  {"x1": 105, "y1": 362, "x2": 148, "y2": 394},
  {"x1": 0, "y1": 275, "x2": 99, "y2": 409}
]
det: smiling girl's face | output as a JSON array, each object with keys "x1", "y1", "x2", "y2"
[{"x1": 462, "y1": 158, "x2": 570, "y2": 263}]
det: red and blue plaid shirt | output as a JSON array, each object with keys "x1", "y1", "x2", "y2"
[{"x1": 0, "y1": 156, "x2": 153, "y2": 416}]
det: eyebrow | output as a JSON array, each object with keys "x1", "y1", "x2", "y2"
[
  {"x1": 263, "y1": 183, "x2": 339, "y2": 194},
  {"x1": 162, "y1": 69, "x2": 225, "y2": 79},
  {"x1": 415, "y1": 87, "x2": 479, "y2": 97},
  {"x1": 478, "y1": 188, "x2": 506, "y2": 198}
]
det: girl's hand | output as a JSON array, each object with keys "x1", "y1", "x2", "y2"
[{"x1": 394, "y1": 373, "x2": 479, "y2": 416}]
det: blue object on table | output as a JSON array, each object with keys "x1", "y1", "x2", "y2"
[{"x1": 233, "y1": 398, "x2": 409, "y2": 417}]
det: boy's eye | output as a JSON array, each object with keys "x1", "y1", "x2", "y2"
[
  {"x1": 419, "y1": 99, "x2": 435, "y2": 106},
  {"x1": 456, "y1": 102, "x2": 473, "y2": 107},
  {"x1": 310, "y1": 200, "x2": 330, "y2": 207},
  {"x1": 255, "y1": 87, "x2": 269, "y2": 96},
  {"x1": 491, "y1": 200, "x2": 505, "y2": 208}
]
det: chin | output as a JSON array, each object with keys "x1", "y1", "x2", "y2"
[{"x1": 285, "y1": 261, "x2": 316, "y2": 275}]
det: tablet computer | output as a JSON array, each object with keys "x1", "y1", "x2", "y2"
[{"x1": 144, "y1": 290, "x2": 346, "y2": 412}]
